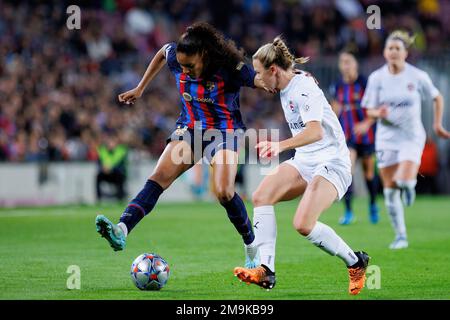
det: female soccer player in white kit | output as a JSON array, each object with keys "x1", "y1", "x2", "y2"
[
  {"x1": 359, "y1": 30, "x2": 450, "y2": 249},
  {"x1": 233, "y1": 37, "x2": 369, "y2": 295}
]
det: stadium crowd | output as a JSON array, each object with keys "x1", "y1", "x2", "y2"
[{"x1": 0, "y1": 0, "x2": 449, "y2": 162}]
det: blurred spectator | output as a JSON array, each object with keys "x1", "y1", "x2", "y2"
[
  {"x1": 0, "y1": 0, "x2": 449, "y2": 165},
  {"x1": 96, "y1": 132, "x2": 128, "y2": 201}
]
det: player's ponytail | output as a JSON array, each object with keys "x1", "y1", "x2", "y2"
[
  {"x1": 253, "y1": 36, "x2": 309, "y2": 70},
  {"x1": 386, "y1": 30, "x2": 416, "y2": 49}
]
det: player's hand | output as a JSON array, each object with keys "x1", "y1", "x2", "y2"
[
  {"x1": 433, "y1": 123, "x2": 450, "y2": 139},
  {"x1": 256, "y1": 141, "x2": 281, "y2": 158},
  {"x1": 354, "y1": 121, "x2": 371, "y2": 136},
  {"x1": 118, "y1": 87, "x2": 143, "y2": 105},
  {"x1": 262, "y1": 85, "x2": 278, "y2": 94},
  {"x1": 378, "y1": 105, "x2": 389, "y2": 119},
  {"x1": 255, "y1": 76, "x2": 277, "y2": 94}
]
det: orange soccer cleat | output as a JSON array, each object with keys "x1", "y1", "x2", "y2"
[
  {"x1": 233, "y1": 264, "x2": 276, "y2": 290},
  {"x1": 348, "y1": 251, "x2": 370, "y2": 295}
]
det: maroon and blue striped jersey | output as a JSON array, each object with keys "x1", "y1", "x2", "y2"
[
  {"x1": 164, "y1": 42, "x2": 256, "y2": 130},
  {"x1": 331, "y1": 75, "x2": 375, "y2": 145}
]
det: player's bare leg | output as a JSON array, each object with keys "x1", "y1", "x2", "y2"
[
  {"x1": 340, "y1": 148, "x2": 357, "y2": 225},
  {"x1": 362, "y1": 154, "x2": 379, "y2": 223},
  {"x1": 211, "y1": 149, "x2": 257, "y2": 267},
  {"x1": 96, "y1": 141, "x2": 193, "y2": 251},
  {"x1": 234, "y1": 164, "x2": 307, "y2": 289},
  {"x1": 294, "y1": 176, "x2": 369, "y2": 295},
  {"x1": 394, "y1": 160, "x2": 420, "y2": 207},
  {"x1": 380, "y1": 161, "x2": 418, "y2": 249}
]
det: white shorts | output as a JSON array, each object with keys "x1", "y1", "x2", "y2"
[
  {"x1": 376, "y1": 144, "x2": 424, "y2": 168},
  {"x1": 285, "y1": 152, "x2": 352, "y2": 201}
]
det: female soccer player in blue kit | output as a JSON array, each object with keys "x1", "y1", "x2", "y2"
[
  {"x1": 95, "y1": 22, "x2": 269, "y2": 267},
  {"x1": 330, "y1": 50, "x2": 379, "y2": 225}
]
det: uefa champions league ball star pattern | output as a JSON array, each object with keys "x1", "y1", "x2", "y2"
[{"x1": 130, "y1": 253, "x2": 170, "y2": 290}]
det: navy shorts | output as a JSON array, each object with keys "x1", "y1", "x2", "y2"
[
  {"x1": 347, "y1": 141, "x2": 375, "y2": 158},
  {"x1": 166, "y1": 126, "x2": 244, "y2": 164}
]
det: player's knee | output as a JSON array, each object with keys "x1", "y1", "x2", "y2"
[
  {"x1": 293, "y1": 219, "x2": 313, "y2": 236},
  {"x1": 215, "y1": 186, "x2": 235, "y2": 204},
  {"x1": 252, "y1": 190, "x2": 271, "y2": 207}
]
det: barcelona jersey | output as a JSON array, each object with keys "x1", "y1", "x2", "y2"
[
  {"x1": 164, "y1": 42, "x2": 256, "y2": 130},
  {"x1": 331, "y1": 75, "x2": 375, "y2": 145}
]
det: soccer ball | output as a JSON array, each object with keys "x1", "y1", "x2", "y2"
[{"x1": 130, "y1": 253, "x2": 170, "y2": 290}]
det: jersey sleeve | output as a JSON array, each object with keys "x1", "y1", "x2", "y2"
[
  {"x1": 232, "y1": 63, "x2": 256, "y2": 88},
  {"x1": 419, "y1": 71, "x2": 440, "y2": 99},
  {"x1": 361, "y1": 72, "x2": 379, "y2": 109},
  {"x1": 163, "y1": 42, "x2": 180, "y2": 74},
  {"x1": 298, "y1": 91, "x2": 325, "y2": 124}
]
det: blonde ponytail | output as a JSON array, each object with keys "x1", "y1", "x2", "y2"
[{"x1": 253, "y1": 36, "x2": 309, "y2": 70}]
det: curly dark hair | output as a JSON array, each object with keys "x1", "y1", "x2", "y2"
[{"x1": 176, "y1": 22, "x2": 245, "y2": 78}]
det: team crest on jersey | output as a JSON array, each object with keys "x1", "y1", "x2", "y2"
[
  {"x1": 175, "y1": 126, "x2": 188, "y2": 136},
  {"x1": 183, "y1": 92, "x2": 192, "y2": 101},
  {"x1": 289, "y1": 100, "x2": 297, "y2": 113},
  {"x1": 407, "y1": 83, "x2": 415, "y2": 91},
  {"x1": 205, "y1": 81, "x2": 215, "y2": 91}
]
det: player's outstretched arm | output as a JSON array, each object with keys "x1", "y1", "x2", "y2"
[
  {"x1": 366, "y1": 105, "x2": 388, "y2": 120},
  {"x1": 353, "y1": 116, "x2": 375, "y2": 135},
  {"x1": 432, "y1": 94, "x2": 450, "y2": 139},
  {"x1": 118, "y1": 46, "x2": 167, "y2": 105}
]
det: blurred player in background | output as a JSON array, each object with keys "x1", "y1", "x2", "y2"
[
  {"x1": 95, "y1": 22, "x2": 271, "y2": 268},
  {"x1": 330, "y1": 49, "x2": 379, "y2": 225},
  {"x1": 360, "y1": 30, "x2": 450, "y2": 249},
  {"x1": 234, "y1": 37, "x2": 369, "y2": 295}
]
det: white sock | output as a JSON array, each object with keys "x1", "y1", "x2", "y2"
[
  {"x1": 396, "y1": 179, "x2": 417, "y2": 190},
  {"x1": 244, "y1": 241, "x2": 258, "y2": 261},
  {"x1": 117, "y1": 222, "x2": 128, "y2": 237},
  {"x1": 253, "y1": 206, "x2": 277, "y2": 272},
  {"x1": 306, "y1": 221, "x2": 358, "y2": 267},
  {"x1": 384, "y1": 188, "x2": 407, "y2": 238}
]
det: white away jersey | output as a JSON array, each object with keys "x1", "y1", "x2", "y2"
[
  {"x1": 279, "y1": 72, "x2": 348, "y2": 156},
  {"x1": 361, "y1": 63, "x2": 440, "y2": 149}
]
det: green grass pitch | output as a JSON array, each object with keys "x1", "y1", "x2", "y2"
[{"x1": 0, "y1": 196, "x2": 449, "y2": 300}]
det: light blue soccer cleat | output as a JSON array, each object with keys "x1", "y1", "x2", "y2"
[
  {"x1": 95, "y1": 215, "x2": 126, "y2": 251},
  {"x1": 369, "y1": 203, "x2": 379, "y2": 224},
  {"x1": 389, "y1": 236, "x2": 408, "y2": 250},
  {"x1": 244, "y1": 243, "x2": 260, "y2": 269},
  {"x1": 339, "y1": 210, "x2": 355, "y2": 225}
]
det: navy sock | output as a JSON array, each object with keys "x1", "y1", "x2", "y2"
[
  {"x1": 344, "y1": 183, "x2": 353, "y2": 212},
  {"x1": 221, "y1": 193, "x2": 255, "y2": 245},
  {"x1": 365, "y1": 178, "x2": 378, "y2": 205},
  {"x1": 119, "y1": 179, "x2": 164, "y2": 234}
]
